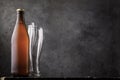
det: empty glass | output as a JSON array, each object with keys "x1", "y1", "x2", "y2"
[{"x1": 28, "y1": 22, "x2": 43, "y2": 77}]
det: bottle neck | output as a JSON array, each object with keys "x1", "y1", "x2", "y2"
[{"x1": 16, "y1": 12, "x2": 25, "y2": 24}]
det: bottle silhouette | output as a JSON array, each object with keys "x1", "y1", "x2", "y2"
[{"x1": 11, "y1": 9, "x2": 29, "y2": 77}]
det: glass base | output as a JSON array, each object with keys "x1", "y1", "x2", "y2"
[{"x1": 29, "y1": 72, "x2": 41, "y2": 78}]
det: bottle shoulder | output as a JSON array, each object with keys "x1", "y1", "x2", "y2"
[{"x1": 11, "y1": 23, "x2": 29, "y2": 41}]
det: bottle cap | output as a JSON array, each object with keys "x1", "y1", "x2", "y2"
[{"x1": 16, "y1": 8, "x2": 24, "y2": 12}]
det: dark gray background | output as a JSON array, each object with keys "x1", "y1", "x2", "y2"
[{"x1": 0, "y1": 0, "x2": 120, "y2": 78}]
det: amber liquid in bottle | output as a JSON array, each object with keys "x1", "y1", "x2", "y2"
[{"x1": 11, "y1": 9, "x2": 29, "y2": 77}]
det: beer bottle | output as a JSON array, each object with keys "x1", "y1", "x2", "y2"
[{"x1": 11, "y1": 9, "x2": 29, "y2": 77}]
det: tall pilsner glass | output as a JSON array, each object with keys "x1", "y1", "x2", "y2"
[{"x1": 28, "y1": 23, "x2": 43, "y2": 77}]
